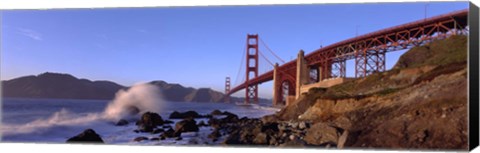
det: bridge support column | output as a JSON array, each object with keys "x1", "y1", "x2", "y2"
[
  {"x1": 245, "y1": 34, "x2": 259, "y2": 104},
  {"x1": 224, "y1": 77, "x2": 231, "y2": 103},
  {"x1": 319, "y1": 60, "x2": 332, "y2": 81},
  {"x1": 355, "y1": 49, "x2": 386, "y2": 77},
  {"x1": 273, "y1": 63, "x2": 280, "y2": 106},
  {"x1": 295, "y1": 50, "x2": 309, "y2": 99}
]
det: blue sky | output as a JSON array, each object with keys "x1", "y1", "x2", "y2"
[{"x1": 0, "y1": 2, "x2": 469, "y2": 98}]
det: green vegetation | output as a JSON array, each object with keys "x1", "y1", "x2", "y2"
[
  {"x1": 394, "y1": 35, "x2": 467, "y2": 69},
  {"x1": 308, "y1": 35, "x2": 468, "y2": 101}
]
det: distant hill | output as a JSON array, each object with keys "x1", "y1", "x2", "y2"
[
  {"x1": 1, "y1": 72, "x2": 271, "y2": 103},
  {"x1": 1, "y1": 72, "x2": 125, "y2": 100}
]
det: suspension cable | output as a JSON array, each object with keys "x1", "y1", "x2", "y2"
[
  {"x1": 259, "y1": 37, "x2": 286, "y2": 63},
  {"x1": 259, "y1": 50, "x2": 275, "y2": 67},
  {"x1": 234, "y1": 45, "x2": 246, "y2": 86}
]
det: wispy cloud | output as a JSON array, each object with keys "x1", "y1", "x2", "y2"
[{"x1": 17, "y1": 28, "x2": 42, "y2": 41}]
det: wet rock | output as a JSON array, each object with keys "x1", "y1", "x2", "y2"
[
  {"x1": 208, "y1": 129, "x2": 221, "y2": 141},
  {"x1": 150, "y1": 137, "x2": 160, "y2": 141},
  {"x1": 261, "y1": 122, "x2": 279, "y2": 134},
  {"x1": 115, "y1": 119, "x2": 129, "y2": 126},
  {"x1": 162, "y1": 125, "x2": 172, "y2": 129},
  {"x1": 197, "y1": 120, "x2": 208, "y2": 127},
  {"x1": 137, "y1": 112, "x2": 164, "y2": 132},
  {"x1": 133, "y1": 136, "x2": 148, "y2": 142},
  {"x1": 221, "y1": 112, "x2": 239, "y2": 123},
  {"x1": 163, "y1": 120, "x2": 174, "y2": 124},
  {"x1": 261, "y1": 114, "x2": 279, "y2": 124},
  {"x1": 67, "y1": 129, "x2": 104, "y2": 143},
  {"x1": 210, "y1": 109, "x2": 223, "y2": 116},
  {"x1": 175, "y1": 137, "x2": 183, "y2": 141},
  {"x1": 152, "y1": 128, "x2": 164, "y2": 134},
  {"x1": 169, "y1": 110, "x2": 203, "y2": 119},
  {"x1": 160, "y1": 136, "x2": 166, "y2": 140},
  {"x1": 161, "y1": 127, "x2": 180, "y2": 138},
  {"x1": 269, "y1": 137, "x2": 278, "y2": 145},
  {"x1": 279, "y1": 138, "x2": 307, "y2": 147},
  {"x1": 253, "y1": 132, "x2": 268, "y2": 145},
  {"x1": 304, "y1": 123, "x2": 339, "y2": 146},
  {"x1": 175, "y1": 118, "x2": 199, "y2": 133}
]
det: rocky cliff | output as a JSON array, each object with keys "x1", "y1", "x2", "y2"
[{"x1": 272, "y1": 35, "x2": 468, "y2": 149}]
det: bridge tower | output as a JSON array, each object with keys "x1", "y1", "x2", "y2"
[
  {"x1": 224, "y1": 77, "x2": 231, "y2": 102},
  {"x1": 245, "y1": 34, "x2": 259, "y2": 104}
]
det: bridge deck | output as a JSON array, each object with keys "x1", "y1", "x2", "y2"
[{"x1": 228, "y1": 9, "x2": 468, "y2": 96}]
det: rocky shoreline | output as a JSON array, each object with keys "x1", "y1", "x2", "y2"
[{"x1": 66, "y1": 110, "x2": 346, "y2": 148}]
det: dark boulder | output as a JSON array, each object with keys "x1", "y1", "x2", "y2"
[
  {"x1": 279, "y1": 138, "x2": 307, "y2": 147},
  {"x1": 175, "y1": 118, "x2": 199, "y2": 133},
  {"x1": 261, "y1": 122, "x2": 279, "y2": 134},
  {"x1": 210, "y1": 109, "x2": 223, "y2": 116},
  {"x1": 160, "y1": 127, "x2": 180, "y2": 138},
  {"x1": 66, "y1": 129, "x2": 104, "y2": 143},
  {"x1": 133, "y1": 136, "x2": 149, "y2": 142},
  {"x1": 137, "y1": 112, "x2": 164, "y2": 132},
  {"x1": 221, "y1": 112, "x2": 239, "y2": 123},
  {"x1": 115, "y1": 119, "x2": 129, "y2": 126},
  {"x1": 169, "y1": 110, "x2": 203, "y2": 119},
  {"x1": 261, "y1": 114, "x2": 279, "y2": 124},
  {"x1": 197, "y1": 120, "x2": 208, "y2": 127},
  {"x1": 152, "y1": 128, "x2": 164, "y2": 134},
  {"x1": 163, "y1": 120, "x2": 174, "y2": 124},
  {"x1": 253, "y1": 132, "x2": 268, "y2": 145},
  {"x1": 208, "y1": 129, "x2": 222, "y2": 141}
]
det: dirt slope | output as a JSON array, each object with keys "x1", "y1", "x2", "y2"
[{"x1": 274, "y1": 35, "x2": 468, "y2": 150}]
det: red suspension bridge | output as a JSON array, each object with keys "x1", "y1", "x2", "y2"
[{"x1": 224, "y1": 9, "x2": 469, "y2": 106}]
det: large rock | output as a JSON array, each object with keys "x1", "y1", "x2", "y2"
[
  {"x1": 261, "y1": 122, "x2": 279, "y2": 135},
  {"x1": 133, "y1": 136, "x2": 148, "y2": 142},
  {"x1": 66, "y1": 129, "x2": 104, "y2": 143},
  {"x1": 208, "y1": 129, "x2": 221, "y2": 141},
  {"x1": 210, "y1": 109, "x2": 223, "y2": 116},
  {"x1": 253, "y1": 132, "x2": 268, "y2": 145},
  {"x1": 137, "y1": 112, "x2": 164, "y2": 132},
  {"x1": 261, "y1": 114, "x2": 279, "y2": 124},
  {"x1": 279, "y1": 138, "x2": 307, "y2": 147},
  {"x1": 169, "y1": 110, "x2": 203, "y2": 119},
  {"x1": 221, "y1": 111, "x2": 239, "y2": 123},
  {"x1": 160, "y1": 127, "x2": 180, "y2": 138},
  {"x1": 304, "y1": 123, "x2": 339, "y2": 146},
  {"x1": 175, "y1": 118, "x2": 199, "y2": 133},
  {"x1": 115, "y1": 119, "x2": 129, "y2": 126}
]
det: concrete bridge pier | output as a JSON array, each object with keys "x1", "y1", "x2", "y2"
[
  {"x1": 295, "y1": 50, "x2": 309, "y2": 99},
  {"x1": 272, "y1": 63, "x2": 280, "y2": 106}
]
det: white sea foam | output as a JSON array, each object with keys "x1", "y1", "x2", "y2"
[
  {"x1": 1, "y1": 84, "x2": 277, "y2": 144},
  {"x1": 103, "y1": 83, "x2": 164, "y2": 122},
  {"x1": 1, "y1": 83, "x2": 165, "y2": 139}
]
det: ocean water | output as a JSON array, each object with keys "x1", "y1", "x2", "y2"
[{"x1": 1, "y1": 98, "x2": 278, "y2": 145}]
